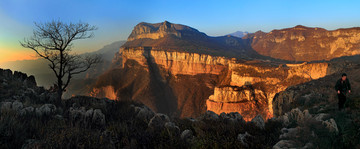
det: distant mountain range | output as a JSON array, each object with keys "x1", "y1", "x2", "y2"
[
  {"x1": 0, "y1": 40, "x2": 126, "y2": 88},
  {"x1": 123, "y1": 21, "x2": 360, "y2": 61},
  {"x1": 122, "y1": 21, "x2": 261, "y2": 59},
  {"x1": 227, "y1": 31, "x2": 249, "y2": 38},
  {"x1": 244, "y1": 25, "x2": 360, "y2": 61}
]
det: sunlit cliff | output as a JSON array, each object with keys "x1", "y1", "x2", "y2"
[{"x1": 89, "y1": 21, "x2": 359, "y2": 119}]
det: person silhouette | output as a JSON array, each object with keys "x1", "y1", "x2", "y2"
[{"x1": 335, "y1": 73, "x2": 351, "y2": 110}]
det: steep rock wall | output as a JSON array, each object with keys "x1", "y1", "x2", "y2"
[
  {"x1": 93, "y1": 48, "x2": 346, "y2": 119},
  {"x1": 114, "y1": 47, "x2": 229, "y2": 75},
  {"x1": 206, "y1": 61, "x2": 338, "y2": 120},
  {"x1": 247, "y1": 26, "x2": 360, "y2": 61}
]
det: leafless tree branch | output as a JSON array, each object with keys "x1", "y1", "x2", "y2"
[{"x1": 20, "y1": 20, "x2": 101, "y2": 102}]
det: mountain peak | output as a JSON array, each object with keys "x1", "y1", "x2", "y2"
[
  {"x1": 294, "y1": 25, "x2": 307, "y2": 28},
  {"x1": 127, "y1": 21, "x2": 203, "y2": 41},
  {"x1": 163, "y1": 20, "x2": 170, "y2": 25},
  {"x1": 227, "y1": 31, "x2": 249, "y2": 38}
]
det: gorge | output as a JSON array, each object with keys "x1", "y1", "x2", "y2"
[{"x1": 88, "y1": 21, "x2": 359, "y2": 120}]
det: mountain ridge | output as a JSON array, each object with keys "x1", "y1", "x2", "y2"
[
  {"x1": 244, "y1": 25, "x2": 360, "y2": 61},
  {"x1": 227, "y1": 31, "x2": 249, "y2": 38}
]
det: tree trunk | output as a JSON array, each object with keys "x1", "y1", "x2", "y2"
[
  {"x1": 57, "y1": 78, "x2": 63, "y2": 105},
  {"x1": 58, "y1": 49, "x2": 64, "y2": 104}
]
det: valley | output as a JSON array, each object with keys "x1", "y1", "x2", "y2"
[{"x1": 87, "y1": 21, "x2": 360, "y2": 120}]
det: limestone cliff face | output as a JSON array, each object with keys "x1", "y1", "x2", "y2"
[
  {"x1": 92, "y1": 47, "x2": 229, "y2": 116},
  {"x1": 91, "y1": 21, "x2": 358, "y2": 119},
  {"x1": 247, "y1": 25, "x2": 360, "y2": 61},
  {"x1": 113, "y1": 47, "x2": 229, "y2": 76},
  {"x1": 95, "y1": 45, "x2": 341, "y2": 119},
  {"x1": 205, "y1": 61, "x2": 343, "y2": 120}
]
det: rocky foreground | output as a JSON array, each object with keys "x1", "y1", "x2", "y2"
[{"x1": 2, "y1": 63, "x2": 360, "y2": 149}]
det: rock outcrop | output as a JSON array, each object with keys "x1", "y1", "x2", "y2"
[
  {"x1": 128, "y1": 21, "x2": 206, "y2": 41},
  {"x1": 245, "y1": 25, "x2": 360, "y2": 61},
  {"x1": 237, "y1": 132, "x2": 253, "y2": 147},
  {"x1": 273, "y1": 63, "x2": 360, "y2": 117},
  {"x1": 251, "y1": 115, "x2": 265, "y2": 129},
  {"x1": 271, "y1": 63, "x2": 360, "y2": 148},
  {"x1": 92, "y1": 44, "x2": 351, "y2": 119}
]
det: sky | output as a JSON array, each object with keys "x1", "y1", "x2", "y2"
[{"x1": 0, "y1": 0, "x2": 359, "y2": 64}]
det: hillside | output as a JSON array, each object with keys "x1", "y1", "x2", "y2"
[
  {"x1": 0, "y1": 68, "x2": 285, "y2": 148},
  {"x1": 2, "y1": 64, "x2": 360, "y2": 148},
  {"x1": 271, "y1": 63, "x2": 360, "y2": 148},
  {"x1": 245, "y1": 25, "x2": 360, "y2": 61}
]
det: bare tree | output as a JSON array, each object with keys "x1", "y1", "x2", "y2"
[{"x1": 20, "y1": 20, "x2": 102, "y2": 103}]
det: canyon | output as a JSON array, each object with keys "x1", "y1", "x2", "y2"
[{"x1": 89, "y1": 21, "x2": 359, "y2": 120}]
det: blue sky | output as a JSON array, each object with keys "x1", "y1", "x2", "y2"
[{"x1": 0, "y1": 0, "x2": 359, "y2": 63}]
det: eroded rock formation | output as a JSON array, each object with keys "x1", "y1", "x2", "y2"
[
  {"x1": 90, "y1": 21, "x2": 359, "y2": 119},
  {"x1": 245, "y1": 25, "x2": 360, "y2": 61}
]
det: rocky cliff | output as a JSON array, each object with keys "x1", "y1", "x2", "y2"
[
  {"x1": 91, "y1": 47, "x2": 227, "y2": 116},
  {"x1": 205, "y1": 60, "x2": 348, "y2": 120},
  {"x1": 122, "y1": 21, "x2": 261, "y2": 59},
  {"x1": 127, "y1": 21, "x2": 207, "y2": 41},
  {"x1": 246, "y1": 25, "x2": 360, "y2": 61},
  {"x1": 91, "y1": 46, "x2": 348, "y2": 119},
  {"x1": 90, "y1": 21, "x2": 358, "y2": 119}
]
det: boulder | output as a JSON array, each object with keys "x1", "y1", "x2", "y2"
[
  {"x1": 281, "y1": 108, "x2": 312, "y2": 127},
  {"x1": 314, "y1": 113, "x2": 330, "y2": 121},
  {"x1": 251, "y1": 115, "x2": 265, "y2": 129},
  {"x1": 2, "y1": 69, "x2": 13, "y2": 79},
  {"x1": 14, "y1": 71, "x2": 27, "y2": 81},
  {"x1": 220, "y1": 112, "x2": 245, "y2": 124},
  {"x1": 199, "y1": 111, "x2": 219, "y2": 121},
  {"x1": 237, "y1": 132, "x2": 252, "y2": 147},
  {"x1": 322, "y1": 118, "x2": 339, "y2": 134},
  {"x1": 279, "y1": 127, "x2": 299, "y2": 139},
  {"x1": 35, "y1": 104, "x2": 56, "y2": 117},
  {"x1": 19, "y1": 106, "x2": 34, "y2": 116},
  {"x1": 273, "y1": 140, "x2": 297, "y2": 149},
  {"x1": 24, "y1": 75, "x2": 37, "y2": 87},
  {"x1": 24, "y1": 88, "x2": 37, "y2": 100},
  {"x1": 148, "y1": 113, "x2": 170, "y2": 130},
  {"x1": 12, "y1": 100, "x2": 23, "y2": 111},
  {"x1": 164, "y1": 122, "x2": 180, "y2": 136},
  {"x1": 92, "y1": 109, "x2": 106, "y2": 127},
  {"x1": 134, "y1": 105, "x2": 155, "y2": 122},
  {"x1": 85, "y1": 108, "x2": 94, "y2": 123},
  {"x1": 302, "y1": 142, "x2": 314, "y2": 149},
  {"x1": 39, "y1": 93, "x2": 48, "y2": 102},
  {"x1": 180, "y1": 129, "x2": 194, "y2": 143},
  {"x1": 48, "y1": 93, "x2": 58, "y2": 103},
  {"x1": 69, "y1": 107, "x2": 86, "y2": 125},
  {"x1": 1, "y1": 102, "x2": 12, "y2": 112},
  {"x1": 289, "y1": 108, "x2": 305, "y2": 122},
  {"x1": 54, "y1": 114, "x2": 64, "y2": 120}
]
